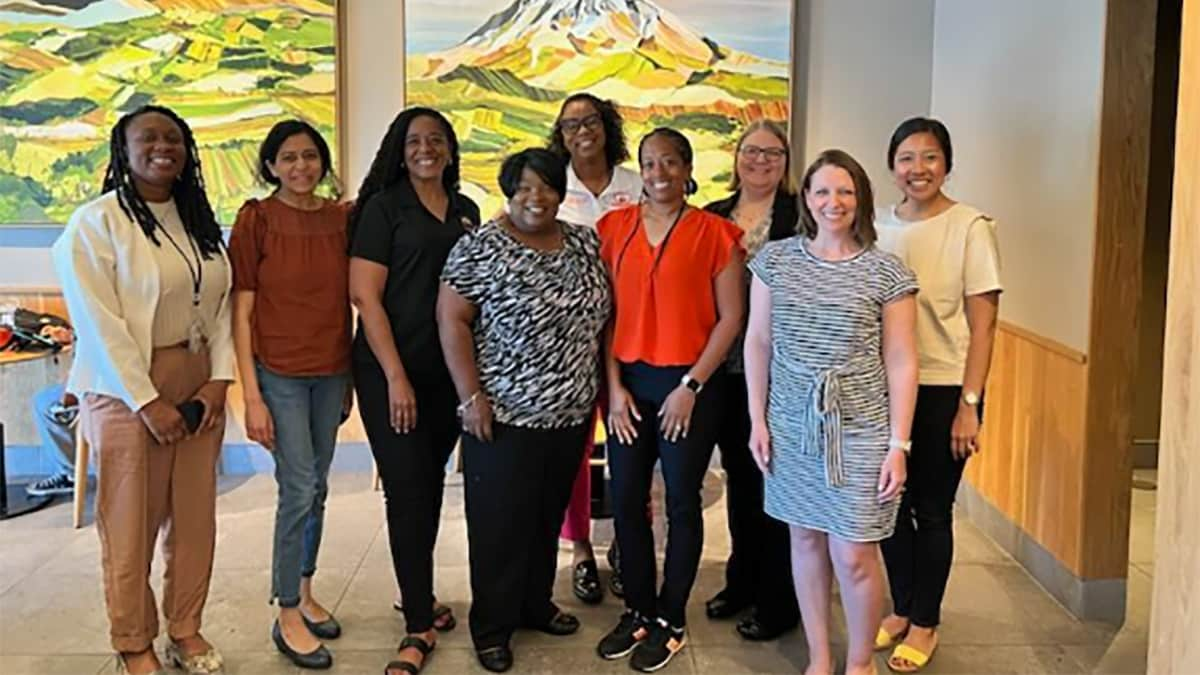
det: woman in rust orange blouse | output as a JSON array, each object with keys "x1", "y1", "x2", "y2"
[{"x1": 228, "y1": 120, "x2": 352, "y2": 670}]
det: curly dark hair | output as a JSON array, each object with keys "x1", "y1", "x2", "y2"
[
  {"x1": 348, "y1": 107, "x2": 461, "y2": 247},
  {"x1": 102, "y1": 104, "x2": 223, "y2": 257},
  {"x1": 547, "y1": 93, "x2": 630, "y2": 170}
]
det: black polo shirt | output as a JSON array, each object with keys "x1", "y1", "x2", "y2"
[{"x1": 350, "y1": 179, "x2": 481, "y2": 381}]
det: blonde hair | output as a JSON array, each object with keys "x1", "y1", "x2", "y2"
[{"x1": 728, "y1": 119, "x2": 796, "y2": 195}]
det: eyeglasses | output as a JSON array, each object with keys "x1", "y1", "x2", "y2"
[
  {"x1": 739, "y1": 145, "x2": 787, "y2": 161},
  {"x1": 559, "y1": 114, "x2": 603, "y2": 135}
]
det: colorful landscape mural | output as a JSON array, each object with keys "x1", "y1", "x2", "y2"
[
  {"x1": 0, "y1": 0, "x2": 337, "y2": 225},
  {"x1": 405, "y1": 0, "x2": 792, "y2": 216}
]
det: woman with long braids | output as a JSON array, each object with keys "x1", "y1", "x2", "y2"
[
  {"x1": 52, "y1": 105, "x2": 233, "y2": 675},
  {"x1": 348, "y1": 107, "x2": 480, "y2": 675},
  {"x1": 595, "y1": 128, "x2": 745, "y2": 673}
]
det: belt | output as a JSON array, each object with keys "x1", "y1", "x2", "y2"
[{"x1": 774, "y1": 351, "x2": 874, "y2": 488}]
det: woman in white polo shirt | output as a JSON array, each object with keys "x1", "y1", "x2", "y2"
[
  {"x1": 546, "y1": 92, "x2": 642, "y2": 604},
  {"x1": 873, "y1": 117, "x2": 1002, "y2": 673}
]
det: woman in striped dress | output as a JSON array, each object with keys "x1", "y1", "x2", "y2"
[{"x1": 744, "y1": 149, "x2": 919, "y2": 675}]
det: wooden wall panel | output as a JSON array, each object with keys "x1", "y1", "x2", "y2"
[
  {"x1": 1028, "y1": 351, "x2": 1088, "y2": 572},
  {"x1": 969, "y1": 322, "x2": 1088, "y2": 574},
  {"x1": 1148, "y1": 0, "x2": 1200, "y2": 668}
]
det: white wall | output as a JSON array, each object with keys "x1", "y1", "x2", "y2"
[
  {"x1": 342, "y1": 0, "x2": 406, "y2": 195},
  {"x1": 0, "y1": 0, "x2": 407, "y2": 288},
  {"x1": 930, "y1": 0, "x2": 1106, "y2": 353},
  {"x1": 796, "y1": 0, "x2": 935, "y2": 204},
  {"x1": 0, "y1": 247, "x2": 54, "y2": 287}
]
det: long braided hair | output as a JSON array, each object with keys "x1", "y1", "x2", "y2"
[
  {"x1": 347, "y1": 107, "x2": 461, "y2": 249},
  {"x1": 102, "y1": 105, "x2": 223, "y2": 258}
]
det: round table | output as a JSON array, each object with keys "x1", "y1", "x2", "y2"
[{"x1": 0, "y1": 348, "x2": 72, "y2": 519}]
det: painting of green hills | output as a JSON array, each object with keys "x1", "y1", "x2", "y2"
[
  {"x1": 405, "y1": 0, "x2": 792, "y2": 217},
  {"x1": 0, "y1": 0, "x2": 337, "y2": 225}
]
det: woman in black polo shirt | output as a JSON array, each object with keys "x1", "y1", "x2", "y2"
[
  {"x1": 348, "y1": 107, "x2": 480, "y2": 675},
  {"x1": 438, "y1": 149, "x2": 611, "y2": 673}
]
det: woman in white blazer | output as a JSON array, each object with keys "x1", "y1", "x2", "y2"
[{"x1": 52, "y1": 105, "x2": 233, "y2": 675}]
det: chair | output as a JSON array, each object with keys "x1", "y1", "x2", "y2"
[{"x1": 72, "y1": 425, "x2": 89, "y2": 528}]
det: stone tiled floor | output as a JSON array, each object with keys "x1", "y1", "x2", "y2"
[{"x1": 0, "y1": 470, "x2": 1153, "y2": 674}]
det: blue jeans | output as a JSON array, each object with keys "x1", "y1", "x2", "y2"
[
  {"x1": 32, "y1": 383, "x2": 76, "y2": 476},
  {"x1": 257, "y1": 363, "x2": 348, "y2": 608}
]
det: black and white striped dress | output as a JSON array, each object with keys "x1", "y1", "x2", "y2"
[{"x1": 749, "y1": 237, "x2": 918, "y2": 542}]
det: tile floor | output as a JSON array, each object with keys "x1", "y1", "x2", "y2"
[{"x1": 0, "y1": 469, "x2": 1155, "y2": 674}]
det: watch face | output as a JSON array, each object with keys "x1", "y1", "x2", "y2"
[{"x1": 964, "y1": 392, "x2": 979, "y2": 405}]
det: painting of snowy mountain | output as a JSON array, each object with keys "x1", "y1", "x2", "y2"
[
  {"x1": 0, "y1": 0, "x2": 338, "y2": 224},
  {"x1": 405, "y1": 0, "x2": 792, "y2": 214}
]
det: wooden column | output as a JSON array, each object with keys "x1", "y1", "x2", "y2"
[
  {"x1": 1148, "y1": 0, "x2": 1200, "y2": 669},
  {"x1": 1079, "y1": 0, "x2": 1158, "y2": 580}
]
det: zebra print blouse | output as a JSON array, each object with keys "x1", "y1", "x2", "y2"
[{"x1": 441, "y1": 220, "x2": 612, "y2": 429}]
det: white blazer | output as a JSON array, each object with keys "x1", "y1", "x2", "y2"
[{"x1": 52, "y1": 191, "x2": 234, "y2": 412}]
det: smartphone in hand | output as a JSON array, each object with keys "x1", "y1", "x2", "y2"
[{"x1": 177, "y1": 399, "x2": 206, "y2": 433}]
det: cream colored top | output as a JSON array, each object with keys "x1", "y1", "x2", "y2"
[
  {"x1": 146, "y1": 200, "x2": 229, "y2": 347},
  {"x1": 52, "y1": 191, "x2": 234, "y2": 411},
  {"x1": 875, "y1": 202, "x2": 1003, "y2": 385}
]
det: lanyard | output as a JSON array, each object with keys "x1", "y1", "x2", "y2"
[
  {"x1": 615, "y1": 204, "x2": 686, "y2": 277},
  {"x1": 157, "y1": 219, "x2": 203, "y2": 307}
]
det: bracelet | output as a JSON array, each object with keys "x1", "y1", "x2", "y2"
[
  {"x1": 888, "y1": 438, "x2": 912, "y2": 454},
  {"x1": 456, "y1": 391, "x2": 481, "y2": 416}
]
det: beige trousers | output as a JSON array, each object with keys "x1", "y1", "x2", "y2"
[{"x1": 81, "y1": 345, "x2": 223, "y2": 652}]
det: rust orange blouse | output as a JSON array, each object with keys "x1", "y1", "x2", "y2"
[
  {"x1": 228, "y1": 197, "x2": 352, "y2": 376},
  {"x1": 597, "y1": 205, "x2": 742, "y2": 367}
]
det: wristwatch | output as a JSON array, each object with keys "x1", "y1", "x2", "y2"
[
  {"x1": 962, "y1": 390, "x2": 980, "y2": 406},
  {"x1": 681, "y1": 373, "x2": 704, "y2": 394}
]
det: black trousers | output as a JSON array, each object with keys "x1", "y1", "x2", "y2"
[
  {"x1": 462, "y1": 422, "x2": 588, "y2": 649},
  {"x1": 354, "y1": 357, "x2": 459, "y2": 634},
  {"x1": 713, "y1": 371, "x2": 800, "y2": 626},
  {"x1": 880, "y1": 385, "x2": 972, "y2": 628},
  {"x1": 609, "y1": 362, "x2": 723, "y2": 628}
]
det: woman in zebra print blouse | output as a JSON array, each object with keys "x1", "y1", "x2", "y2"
[{"x1": 437, "y1": 148, "x2": 612, "y2": 674}]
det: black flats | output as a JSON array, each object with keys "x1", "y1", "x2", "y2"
[
  {"x1": 272, "y1": 620, "x2": 332, "y2": 670},
  {"x1": 476, "y1": 645, "x2": 513, "y2": 673},
  {"x1": 705, "y1": 590, "x2": 750, "y2": 619},
  {"x1": 303, "y1": 614, "x2": 342, "y2": 640},
  {"x1": 736, "y1": 614, "x2": 798, "y2": 641},
  {"x1": 525, "y1": 610, "x2": 581, "y2": 636}
]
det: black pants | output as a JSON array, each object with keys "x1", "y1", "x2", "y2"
[
  {"x1": 609, "y1": 362, "x2": 722, "y2": 628},
  {"x1": 462, "y1": 422, "x2": 588, "y2": 649},
  {"x1": 880, "y1": 385, "x2": 971, "y2": 628},
  {"x1": 354, "y1": 358, "x2": 459, "y2": 634},
  {"x1": 713, "y1": 371, "x2": 800, "y2": 626}
]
